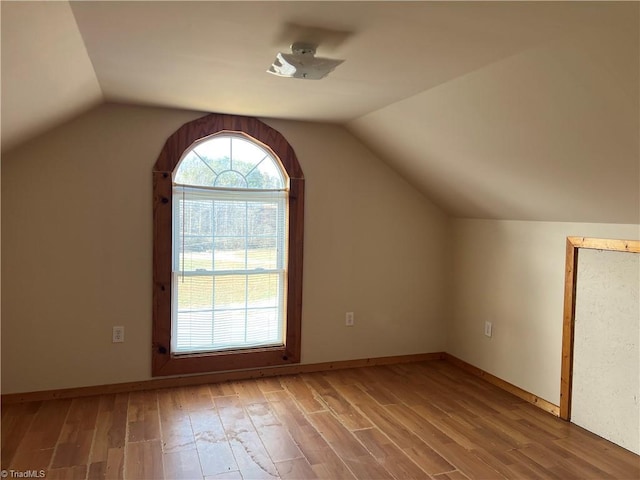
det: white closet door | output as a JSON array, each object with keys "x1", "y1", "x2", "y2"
[{"x1": 572, "y1": 249, "x2": 639, "y2": 454}]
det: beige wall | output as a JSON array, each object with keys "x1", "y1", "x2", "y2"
[
  {"x1": 449, "y1": 219, "x2": 640, "y2": 404},
  {"x1": 1, "y1": 103, "x2": 450, "y2": 394},
  {"x1": 6, "y1": 102, "x2": 636, "y2": 402}
]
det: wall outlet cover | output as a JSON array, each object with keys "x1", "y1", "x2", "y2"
[{"x1": 484, "y1": 321, "x2": 492, "y2": 338}]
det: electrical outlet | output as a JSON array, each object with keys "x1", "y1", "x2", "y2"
[
  {"x1": 484, "y1": 321, "x2": 492, "y2": 338},
  {"x1": 345, "y1": 312, "x2": 354, "y2": 327},
  {"x1": 112, "y1": 326, "x2": 125, "y2": 343}
]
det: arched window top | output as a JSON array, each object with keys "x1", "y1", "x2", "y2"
[
  {"x1": 153, "y1": 113, "x2": 304, "y2": 377},
  {"x1": 174, "y1": 133, "x2": 286, "y2": 190}
]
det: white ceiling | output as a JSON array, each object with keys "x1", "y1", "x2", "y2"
[{"x1": 2, "y1": 1, "x2": 638, "y2": 223}]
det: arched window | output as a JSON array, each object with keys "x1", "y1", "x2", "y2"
[{"x1": 152, "y1": 114, "x2": 304, "y2": 376}]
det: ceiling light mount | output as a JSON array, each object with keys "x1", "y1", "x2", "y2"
[
  {"x1": 267, "y1": 42, "x2": 344, "y2": 80},
  {"x1": 290, "y1": 42, "x2": 317, "y2": 56}
]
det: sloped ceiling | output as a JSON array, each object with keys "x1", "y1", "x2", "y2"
[
  {"x1": 348, "y1": 5, "x2": 640, "y2": 223},
  {"x1": 1, "y1": 1, "x2": 102, "y2": 153},
  {"x1": 2, "y1": 1, "x2": 638, "y2": 223}
]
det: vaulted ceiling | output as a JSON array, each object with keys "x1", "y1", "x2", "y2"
[{"x1": 2, "y1": 1, "x2": 638, "y2": 223}]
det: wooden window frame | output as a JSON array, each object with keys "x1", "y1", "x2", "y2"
[
  {"x1": 152, "y1": 113, "x2": 304, "y2": 377},
  {"x1": 560, "y1": 236, "x2": 640, "y2": 420}
]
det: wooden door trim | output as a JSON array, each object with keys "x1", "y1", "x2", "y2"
[{"x1": 560, "y1": 236, "x2": 640, "y2": 420}]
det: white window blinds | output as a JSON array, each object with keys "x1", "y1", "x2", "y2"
[{"x1": 171, "y1": 135, "x2": 288, "y2": 354}]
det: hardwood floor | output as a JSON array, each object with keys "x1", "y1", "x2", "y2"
[{"x1": 1, "y1": 360, "x2": 638, "y2": 479}]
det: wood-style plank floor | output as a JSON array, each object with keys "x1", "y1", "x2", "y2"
[{"x1": 1, "y1": 360, "x2": 638, "y2": 479}]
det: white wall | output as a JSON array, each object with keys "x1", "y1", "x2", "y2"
[
  {"x1": 1, "y1": 103, "x2": 450, "y2": 394},
  {"x1": 449, "y1": 219, "x2": 640, "y2": 404},
  {"x1": 572, "y1": 249, "x2": 639, "y2": 454}
]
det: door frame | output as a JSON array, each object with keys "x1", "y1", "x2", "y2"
[{"x1": 560, "y1": 236, "x2": 640, "y2": 420}]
